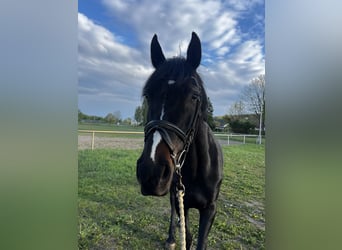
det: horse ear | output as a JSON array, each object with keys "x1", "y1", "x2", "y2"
[
  {"x1": 151, "y1": 34, "x2": 166, "y2": 68},
  {"x1": 186, "y1": 32, "x2": 201, "y2": 69}
]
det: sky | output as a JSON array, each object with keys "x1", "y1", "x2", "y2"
[{"x1": 78, "y1": 0, "x2": 265, "y2": 120}]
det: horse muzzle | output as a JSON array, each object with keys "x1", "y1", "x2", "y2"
[{"x1": 136, "y1": 156, "x2": 174, "y2": 197}]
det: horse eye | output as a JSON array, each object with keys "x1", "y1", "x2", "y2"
[{"x1": 192, "y1": 94, "x2": 200, "y2": 101}]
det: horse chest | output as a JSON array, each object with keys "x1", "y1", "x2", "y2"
[{"x1": 183, "y1": 183, "x2": 212, "y2": 209}]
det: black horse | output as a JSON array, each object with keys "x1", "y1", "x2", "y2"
[{"x1": 136, "y1": 32, "x2": 223, "y2": 250}]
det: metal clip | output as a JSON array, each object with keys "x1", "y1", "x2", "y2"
[{"x1": 176, "y1": 178, "x2": 185, "y2": 193}]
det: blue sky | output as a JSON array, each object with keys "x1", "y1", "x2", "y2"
[{"x1": 78, "y1": 0, "x2": 265, "y2": 119}]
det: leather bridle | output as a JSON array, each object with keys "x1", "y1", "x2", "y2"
[{"x1": 143, "y1": 79, "x2": 202, "y2": 186}]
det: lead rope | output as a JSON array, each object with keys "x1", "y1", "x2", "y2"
[
  {"x1": 172, "y1": 149, "x2": 187, "y2": 250},
  {"x1": 177, "y1": 187, "x2": 186, "y2": 250},
  {"x1": 173, "y1": 129, "x2": 196, "y2": 250},
  {"x1": 175, "y1": 159, "x2": 186, "y2": 250}
]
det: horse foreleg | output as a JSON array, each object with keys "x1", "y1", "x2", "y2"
[
  {"x1": 165, "y1": 190, "x2": 177, "y2": 250},
  {"x1": 196, "y1": 203, "x2": 217, "y2": 250}
]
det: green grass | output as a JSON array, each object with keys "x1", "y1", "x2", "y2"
[
  {"x1": 78, "y1": 145, "x2": 265, "y2": 249},
  {"x1": 78, "y1": 123, "x2": 144, "y2": 132},
  {"x1": 78, "y1": 123, "x2": 144, "y2": 139}
]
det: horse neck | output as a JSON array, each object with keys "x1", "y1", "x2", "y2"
[{"x1": 195, "y1": 119, "x2": 209, "y2": 140}]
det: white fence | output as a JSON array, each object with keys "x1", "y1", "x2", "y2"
[
  {"x1": 78, "y1": 130, "x2": 263, "y2": 150},
  {"x1": 78, "y1": 130, "x2": 143, "y2": 150},
  {"x1": 214, "y1": 133, "x2": 264, "y2": 145}
]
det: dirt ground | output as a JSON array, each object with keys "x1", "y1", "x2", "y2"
[{"x1": 78, "y1": 135, "x2": 144, "y2": 150}]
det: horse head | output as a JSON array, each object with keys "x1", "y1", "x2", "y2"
[{"x1": 136, "y1": 32, "x2": 207, "y2": 196}]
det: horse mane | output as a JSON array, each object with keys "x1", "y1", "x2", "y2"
[{"x1": 143, "y1": 57, "x2": 208, "y2": 121}]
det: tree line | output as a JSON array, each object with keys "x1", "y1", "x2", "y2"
[
  {"x1": 223, "y1": 74, "x2": 265, "y2": 134},
  {"x1": 78, "y1": 109, "x2": 133, "y2": 125}
]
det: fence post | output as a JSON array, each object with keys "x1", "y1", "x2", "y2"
[
  {"x1": 243, "y1": 135, "x2": 246, "y2": 144},
  {"x1": 91, "y1": 131, "x2": 95, "y2": 150},
  {"x1": 227, "y1": 134, "x2": 230, "y2": 145}
]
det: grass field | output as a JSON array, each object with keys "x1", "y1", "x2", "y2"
[
  {"x1": 78, "y1": 123, "x2": 144, "y2": 132},
  {"x1": 78, "y1": 144, "x2": 265, "y2": 249}
]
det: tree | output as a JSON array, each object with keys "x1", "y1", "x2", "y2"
[
  {"x1": 105, "y1": 113, "x2": 116, "y2": 124},
  {"x1": 78, "y1": 109, "x2": 104, "y2": 123},
  {"x1": 229, "y1": 119, "x2": 254, "y2": 134},
  {"x1": 241, "y1": 74, "x2": 265, "y2": 133},
  {"x1": 134, "y1": 106, "x2": 142, "y2": 124},
  {"x1": 78, "y1": 109, "x2": 86, "y2": 122},
  {"x1": 105, "y1": 111, "x2": 122, "y2": 124},
  {"x1": 113, "y1": 110, "x2": 122, "y2": 123},
  {"x1": 228, "y1": 100, "x2": 246, "y2": 119},
  {"x1": 122, "y1": 117, "x2": 132, "y2": 125},
  {"x1": 134, "y1": 98, "x2": 148, "y2": 125}
]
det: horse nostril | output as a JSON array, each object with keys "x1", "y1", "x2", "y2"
[{"x1": 162, "y1": 165, "x2": 170, "y2": 180}]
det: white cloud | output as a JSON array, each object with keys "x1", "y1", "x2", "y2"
[
  {"x1": 224, "y1": 0, "x2": 264, "y2": 11},
  {"x1": 216, "y1": 46, "x2": 230, "y2": 56},
  {"x1": 102, "y1": 0, "x2": 239, "y2": 54},
  {"x1": 79, "y1": 0, "x2": 264, "y2": 117},
  {"x1": 78, "y1": 13, "x2": 153, "y2": 117},
  {"x1": 231, "y1": 40, "x2": 265, "y2": 77}
]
